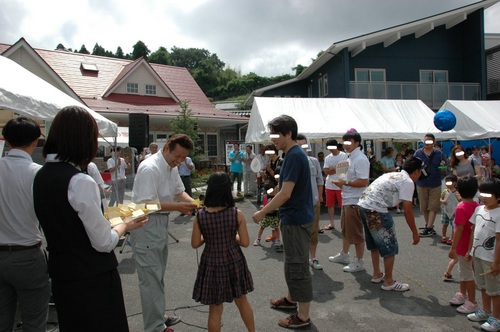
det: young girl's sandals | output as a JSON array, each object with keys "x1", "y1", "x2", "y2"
[{"x1": 443, "y1": 272, "x2": 455, "y2": 282}]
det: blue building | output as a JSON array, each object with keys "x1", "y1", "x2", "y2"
[{"x1": 248, "y1": 0, "x2": 499, "y2": 111}]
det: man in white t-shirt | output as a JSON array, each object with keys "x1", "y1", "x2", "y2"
[
  {"x1": 323, "y1": 139, "x2": 348, "y2": 230},
  {"x1": 254, "y1": 145, "x2": 270, "y2": 204},
  {"x1": 243, "y1": 144, "x2": 257, "y2": 196},
  {"x1": 107, "y1": 146, "x2": 130, "y2": 206},
  {"x1": 357, "y1": 157, "x2": 422, "y2": 291},
  {"x1": 329, "y1": 130, "x2": 370, "y2": 273}
]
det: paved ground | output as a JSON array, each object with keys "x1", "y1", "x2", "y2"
[{"x1": 34, "y1": 193, "x2": 483, "y2": 332}]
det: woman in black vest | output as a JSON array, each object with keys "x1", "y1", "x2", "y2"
[{"x1": 33, "y1": 106, "x2": 147, "y2": 332}]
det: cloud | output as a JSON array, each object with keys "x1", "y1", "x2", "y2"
[{"x1": 0, "y1": 0, "x2": 498, "y2": 77}]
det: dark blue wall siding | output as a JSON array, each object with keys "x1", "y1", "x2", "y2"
[{"x1": 259, "y1": 10, "x2": 485, "y2": 100}]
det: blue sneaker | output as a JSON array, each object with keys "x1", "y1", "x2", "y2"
[
  {"x1": 467, "y1": 309, "x2": 490, "y2": 322},
  {"x1": 481, "y1": 316, "x2": 500, "y2": 332}
]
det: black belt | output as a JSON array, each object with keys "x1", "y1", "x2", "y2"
[
  {"x1": 180, "y1": 175, "x2": 191, "y2": 178},
  {"x1": 0, "y1": 241, "x2": 42, "y2": 252}
]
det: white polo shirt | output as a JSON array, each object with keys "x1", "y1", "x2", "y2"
[{"x1": 342, "y1": 147, "x2": 370, "y2": 205}]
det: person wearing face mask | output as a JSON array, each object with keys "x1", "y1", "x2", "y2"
[
  {"x1": 414, "y1": 134, "x2": 447, "y2": 238},
  {"x1": 130, "y1": 134, "x2": 198, "y2": 332},
  {"x1": 450, "y1": 145, "x2": 481, "y2": 181},
  {"x1": 329, "y1": 129, "x2": 370, "y2": 274}
]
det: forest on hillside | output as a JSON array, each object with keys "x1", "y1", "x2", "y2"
[{"x1": 57, "y1": 40, "x2": 315, "y2": 105}]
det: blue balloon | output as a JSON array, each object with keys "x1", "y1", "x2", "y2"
[{"x1": 433, "y1": 110, "x2": 456, "y2": 132}]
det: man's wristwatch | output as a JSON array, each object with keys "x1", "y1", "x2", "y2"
[{"x1": 345, "y1": 180, "x2": 349, "y2": 186}]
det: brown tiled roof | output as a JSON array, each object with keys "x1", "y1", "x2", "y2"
[
  {"x1": 1, "y1": 41, "x2": 246, "y2": 122},
  {"x1": 151, "y1": 63, "x2": 214, "y2": 108},
  {"x1": 35, "y1": 49, "x2": 130, "y2": 99},
  {"x1": 0, "y1": 44, "x2": 10, "y2": 54}
]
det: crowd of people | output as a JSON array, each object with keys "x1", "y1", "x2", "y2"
[{"x1": 2, "y1": 108, "x2": 500, "y2": 331}]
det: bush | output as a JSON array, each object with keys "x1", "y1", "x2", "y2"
[{"x1": 192, "y1": 168, "x2": 213, "y2": 188}]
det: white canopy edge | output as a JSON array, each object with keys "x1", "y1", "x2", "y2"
[
  {"x1": 246, "y1": 97, "x2": 457, "y2": 143},
  {"x1": 0, "y1": 56, "x2": 117, "y2": 137},
  {"x1": 439, "y1": 100, "x2": 500, "y2": 140}
]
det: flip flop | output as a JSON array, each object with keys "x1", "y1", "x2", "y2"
[
  {"x1": 371, "y1": 273, "x2": 385, "y2": 283},
  {"x1": 324, "y1": 225, "x2": 335, "y2": 230}
]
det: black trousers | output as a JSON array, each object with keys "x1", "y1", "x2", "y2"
[
  {"x1": 52, "y1": 269, "x2": 129, "y2": 332},
  {"x1": 181, "y1": 176, "x2": 193, "y2": 197}
]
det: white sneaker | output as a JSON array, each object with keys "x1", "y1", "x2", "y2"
[
  {"x1": 328, "y1": 252, "x2": 350, "y2": 264},
  {"x1": 309, "y1": 259, "x2": 323, "y2": 270},
  {"x1": 343, "y1": 258, "x2": 365, "y2": 273},
  {"x1": 253, "y1": 238, "x2": 260, "y2": 246}
]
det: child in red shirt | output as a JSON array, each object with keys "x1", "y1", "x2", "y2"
[{"x1": 448, "y1": 176, "x2": 480, "y2": 314}]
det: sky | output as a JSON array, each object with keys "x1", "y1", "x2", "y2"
[{"x1": 1, "y1": 0, "x2": 499, "y2": 77}]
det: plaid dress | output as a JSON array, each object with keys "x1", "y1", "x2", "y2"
[{"x1": 192, "y1": 207, "x2": 254, "y2": 305}]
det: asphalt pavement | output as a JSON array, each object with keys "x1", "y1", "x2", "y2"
[{"x1": 38, "y1": 193, "x2": 482, "y2": 332}]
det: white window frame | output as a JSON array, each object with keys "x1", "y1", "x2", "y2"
[
  {"x1": 355, "y1": 68, "x2": 386, "y2": 82},
  {"x1": 127, "y1": 82, "x2": 139, "y2": 94},
  {"x1": 318, "y1": 76, "x2": 324, "y2": 97},
  {"x1": 323, "y1": 74, "x2": 329, "y2": 96},
  {"x1": 419, "y1": 70, "x2": 448, "y2": 83},
  {"x1": 206, "y1": 133, "x2": 218, "y2": 158},
  {"x1": 145, "y1": 84, "x2": 157, "y2": 95}
]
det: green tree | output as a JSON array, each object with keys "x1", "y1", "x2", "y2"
[
  {"x1": 78, "y1": 44, "x2": 90, "y2": 54},
  {"x1": 170, "y1": 100, "x2": 203, "y2": 163},
  {"x1": 169, "y1": 47, "x2": 225, "y2": 97},
  {"x1": 132, "y1": 40, "x2": 150, "y2": 60},
  {"x1": 149, "y1": 47, "x2": 171, "y2": 65},
  {"x1": 92, "y1": 43, "x2": 106, "y2": 56},
  {"x1": 292, "y1": 64, "x2": 307, "y2": 76},
  {"x1": 115, "y1": 46, "x2": 124, "y2": 58}
]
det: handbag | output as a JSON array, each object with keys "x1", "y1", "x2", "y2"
[{"x1": 419, "y1": 151, "x2": 434, "y2": 180}]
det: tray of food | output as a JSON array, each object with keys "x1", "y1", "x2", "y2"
[{"x1": 104, "y1": 202, "x2": 161, "y2": 226}]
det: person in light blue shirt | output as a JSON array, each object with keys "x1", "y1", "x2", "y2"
[
  {"x1": 229, "y1": 143, "x2": 245, "y2": 196},
  {"x1": 178, "y1": 156, "x2": 195, "y2": 198},
  {"x1": 380, "y1": 147, "x2": 397, "y2": 173}
]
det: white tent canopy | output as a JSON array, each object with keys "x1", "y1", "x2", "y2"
[
  {"x1": 0, "y1": 56, "x2": 117, "y2": 137},
  {"x1": 439, "y1": 100, "x2": 500, "y2": 140},
  {"x1": 98, "y1": 127, "x2": 129, "y2": 147},
  {"x1": 245, "y1": 97, "x2": 456, "y2": 143}
]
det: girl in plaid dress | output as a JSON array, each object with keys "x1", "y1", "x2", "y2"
[{"x1": 191, "y1": 172, "x2": 255, "y2": 332}]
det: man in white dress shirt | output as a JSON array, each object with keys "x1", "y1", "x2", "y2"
[
  {"x1": 131, "y1": 134, "x2": 197, "y2": 332},
  {"x1": 0, "y1": 117, "x2": 50, "y2": 332}
]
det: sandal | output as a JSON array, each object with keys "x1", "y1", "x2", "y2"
[
  {"x1": 441, "y1": 236, "x2": 447, "y2": 244},
  {"x1": 324, "y1": 224, "x2": 335, "y2": 230},
  {"x1": 443, "y1": 272, "x2": 454, "y2": 282},
  {"x1": 265, "y1": 236, "x2": 276, "y2": 242},
  {"x1": 371, "y1": 272, "x2": 385, "y2": 283},
  {"x1": 446, "y1": 238, "x2": 453, "y2": 245}
]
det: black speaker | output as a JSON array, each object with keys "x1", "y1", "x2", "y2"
[{"x1": 129, "y1": 113, "x2": 149, "y2": 149}]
